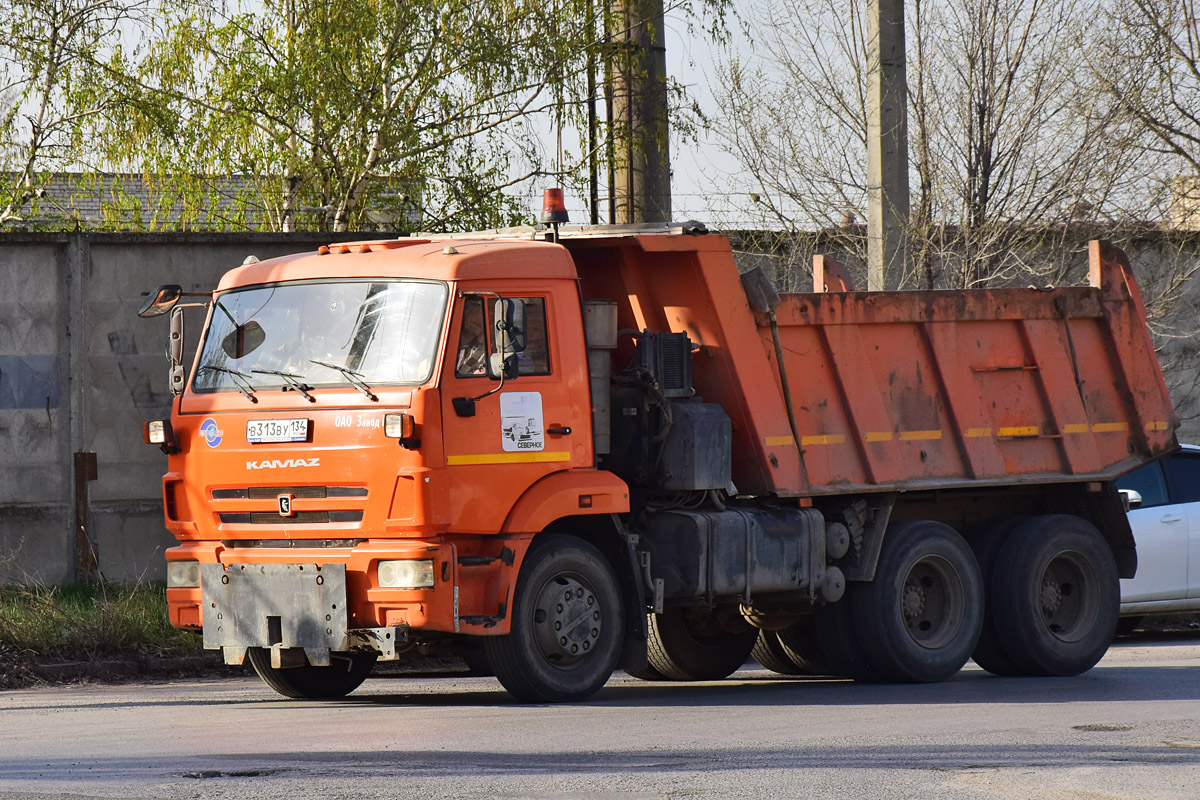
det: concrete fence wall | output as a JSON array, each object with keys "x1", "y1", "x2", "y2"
[
  {"x1": 0, "y1": 232, "x2": 361, "y2": 585},
  {"x1": 1, "y1": 230, "x2": 1196, "y2": 586}
]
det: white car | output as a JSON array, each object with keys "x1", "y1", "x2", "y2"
[{"x1": 1115, "y1": 443, "x2": 1200, "y2": 621}]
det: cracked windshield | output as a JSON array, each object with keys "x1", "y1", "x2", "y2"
[{"x1": 192, "y1": 280, "x2": 447, "y2": 393}]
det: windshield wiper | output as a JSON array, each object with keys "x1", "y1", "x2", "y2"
[
  {"x1": 199, "y1": 365, "x2": 258, "y2": 403},
  {"x1": 251, "y1": 368, "x2": 316, "y2": 403},
  {"x1": 310, "y1": 359, "x2": 378, "y2": 401}
]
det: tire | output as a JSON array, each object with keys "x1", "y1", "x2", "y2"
[
  {"x1": 852, "y1": 521, "x2": 984, "y2": 683},
  {"x1": 968, "y1": 517, "x2": 1027, "y2": 676},
  {"x1": 751, "y1": 630, "x2": 807, "y2": 675},
  {"x1": 810, "y1": 582, "x2": 880, "y2": 681},
  {"x1": 647, "y1": 606, "x2": 758, "y2": 681},
  {"x1": 989, "y1": 515, "x2": 1119, "y2": 677},
  {"x1": 483, "y1": 534, "x2": 624, "y2": 703},
  {"x1": 247, "y1": 648, "x2": 376, "y2": 699},
  {"x1": 624, "y1": 660, "x2": 668, "y2": 681},
  {"x1": 775, "y1": 617, "x2": 835, "y2": 675},
  {"x1": 624, "y1": 629, "x2": 669, "y2": 681}
]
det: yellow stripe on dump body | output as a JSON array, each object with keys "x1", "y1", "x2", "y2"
[
  {"x1": 997, "y1": 426, "x2": 1039, "y2": 437},
  {"x1": 801, "y1": 434, "x2": 846, "y2": 446}
]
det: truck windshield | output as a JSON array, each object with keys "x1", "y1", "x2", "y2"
[{"x1": 192, "y1": 279, "x2": 447, "y2": 393}]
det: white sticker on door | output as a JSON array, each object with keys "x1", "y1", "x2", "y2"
[{"x1": 500, "y1": 392, "x2": 544, "y2": 452}]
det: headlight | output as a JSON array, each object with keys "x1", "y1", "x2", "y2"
[
  {"x1": 377, "y1": 559, "x2": 434, "y2": 589},
  {"x1": 167, "y1": 560, "x2": 202, "y2": 588}
]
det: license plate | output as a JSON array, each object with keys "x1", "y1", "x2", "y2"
[{"x1": 246, "y1": 418, "x2": 309, "y2": 443}]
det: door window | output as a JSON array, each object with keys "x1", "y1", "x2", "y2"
[
  {"x1": 1116, "y1": 461, "x2": 1168, "y2": 508},
  {"x1": 454, "y1": 296, "x2": 550, "y2": 378}
]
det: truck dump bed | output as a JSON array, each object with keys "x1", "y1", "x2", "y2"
[{"x1": 570, "y1": 235, "x2": 1176, "y2": 497}]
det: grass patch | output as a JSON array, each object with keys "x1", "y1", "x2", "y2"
[{"x1": 0, "y1": 582, "x2": 203, "y2": 662}]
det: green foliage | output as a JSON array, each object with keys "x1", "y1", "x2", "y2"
[
  {"x1": 0, "y1": 582, "x2": 201, "y2": 658},
  {"x1": 0, "y1": 0, "x2": 154, "y2": 225},
  {"x1": 101, "y1": 0, "x2": 613, "y2": 232},
  {"x1": 3, "y1": 0, "x2": 730, "y2": 232}
]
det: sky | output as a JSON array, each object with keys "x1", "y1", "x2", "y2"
[{"x1": 527, "y1": 1, "x2": 755, "y2": 228}]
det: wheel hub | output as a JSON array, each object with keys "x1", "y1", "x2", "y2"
[
  {"x1": 1040, "y1": 579, "x2": 1063, "y2": 615},
  {"x1": 901, "y1": 558, "x2": 962, "y2": 649},
  {"x1": 903, "y1": 583, "x2": 926, "y2": 617},
  {"x1": 532, "y1": 576, "x2": 601, "y2": 666}
]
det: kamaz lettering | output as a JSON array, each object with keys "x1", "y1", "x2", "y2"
[{"x1": 245, "y1": 457, "x2": 320, "y2": 470}]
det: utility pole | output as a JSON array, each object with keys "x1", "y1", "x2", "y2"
[
  {"x1": 610, "y1": 0, "x2": 671, "y2": 224},
  {"x1": 867, "y1": 0, "x2": 909, "y2": 290}
]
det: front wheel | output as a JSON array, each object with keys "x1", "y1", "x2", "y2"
[
  {"x1": 484, "y1": 535, "x2": 624, "y2": 703},
  {"x1": 989, "y1": 515, "x2": 1118, "y2": 676},
  {"x1": 247, "y1": 648, "x2": 376, "y2": 699}
]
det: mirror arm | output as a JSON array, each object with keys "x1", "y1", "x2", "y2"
[
  {"x1": 453, "y1": 290, "x2": 506, "y2": 417},
  {"x1": 453, "y1": 365, "x2": 506, "y2": 417}
]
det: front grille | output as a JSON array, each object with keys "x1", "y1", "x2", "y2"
[
  {"x1": 213, "y1": 485, "x2": 367, "y2": 527},
  {"x1": 219, "y1": 511, "x2": 363, "y2": 524}
]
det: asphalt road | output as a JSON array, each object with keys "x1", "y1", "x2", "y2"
[{"x1": 0, "y1": 635, "x2": 1197, "y2": 800}]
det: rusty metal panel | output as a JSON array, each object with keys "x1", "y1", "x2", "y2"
[
  {"x1": 759, "y1": 241, "x2": 1176, "y2": 495},
  {"x1": 201, "y1": 562, "x2": 348, "y2": 660},
  {"x1": 573, "y1": 236, "x2": 1175, "y2": 498}
]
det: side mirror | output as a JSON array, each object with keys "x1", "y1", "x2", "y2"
[
  {"x1": 493, "y1": 298, "x2": 526, "y2": 356},
  {"x1": 487, "y1": 352, "x2": 520, "y2": 380},
  {"x1": 1118, "y1": 488, "x2": 1143, "y2": 511},
  {"x1": 137, "y1": 285, "x2": 183, "y2": 318}
]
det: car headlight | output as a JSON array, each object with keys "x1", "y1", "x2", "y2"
[
  {"x1": 377, "y1": 559, "x2": 434, "y2": 589},
  {"x1": 167, "y1": 560, "x2": 202, "y2": 588}
]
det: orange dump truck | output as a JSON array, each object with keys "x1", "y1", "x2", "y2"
[{"x1": 138, "y1": 223, "x2": 1176, "y2": 702}]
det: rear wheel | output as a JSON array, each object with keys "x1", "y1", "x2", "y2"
[
  {"x1": 247, "y1": 648, "x2": 376, "y2": 699},
  {"x1": 484, "y1": 535, "x2": 624, "y2": 703},
  {"x1": 807, "y1": 584, "x2": 880, "y2": 681},
  {"x1": 647, "y1": 607, "x2": 758, "y2": 681},
  {"x1": 751, "y1": 630, "x2": 807, "y2": 675},
  {"x1": 852, "y1": 521, "x2": 984, "y2": 683},
  {"x1": 989, "y1": 515, "x2": 1118, "y2": 676},
  {"x1": 775, "y1": 617, "x2": 835, "y2": 675},
  {"x1": 968, "y1": 517, "x2": 1027, "y2": 676}
]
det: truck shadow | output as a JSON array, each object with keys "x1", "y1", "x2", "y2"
[{"x1": 356, "y1": 661, "x2": 1200, "y2": 709}]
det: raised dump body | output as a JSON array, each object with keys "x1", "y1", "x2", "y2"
[
  {"x1": 569, "y1": 235, "x2": 1175, "y2": 497},
  {"x1": 141, "y1": 225, "x2": 1178, "y2": 704}
]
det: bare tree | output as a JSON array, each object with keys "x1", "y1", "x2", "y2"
[
  {"x1": 1095, "y1": 1, "x2": 1200, "y2": 220},
  {"x1": 710, "y1": 0, "x2": 1140, "y2": 290},
  {"x1": 0, "y1": 0, "x2": 153, "y2": 225}
]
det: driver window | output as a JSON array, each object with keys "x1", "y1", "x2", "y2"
[
  {"x1": 455, "y1": 297, "x2": 489, "y2": 377},
  {"x1": 454, "y1": 296, "x2": 550, "y2": 378}
]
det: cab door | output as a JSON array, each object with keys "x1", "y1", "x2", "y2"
[{"x1": 439, "y1": 288, "x2": 592, "y2": 533}]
